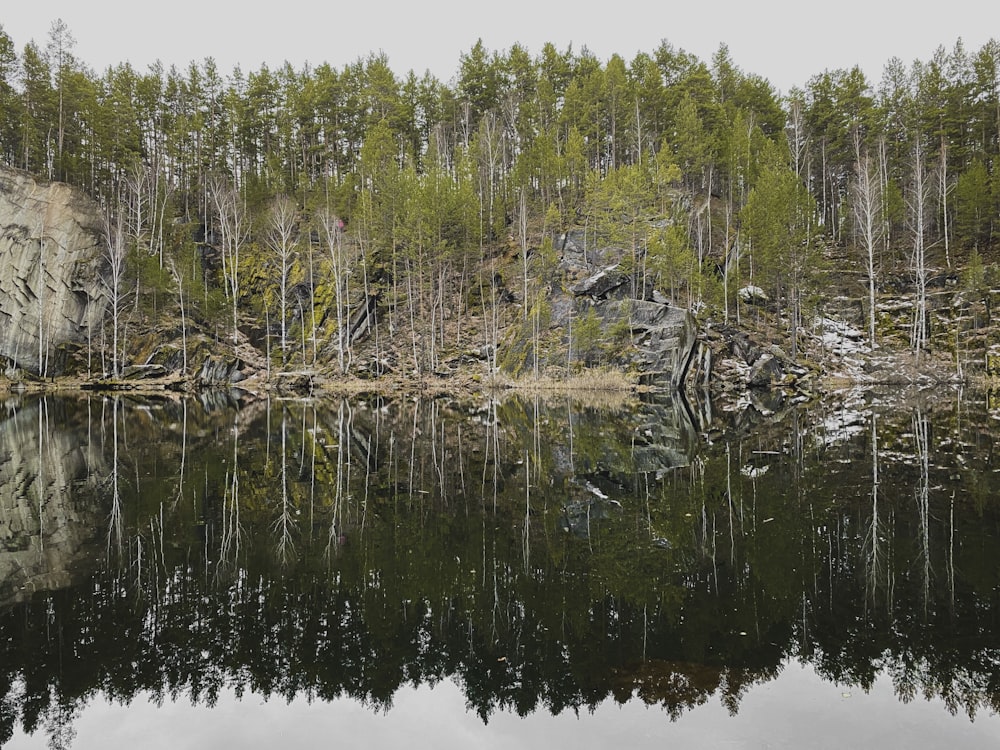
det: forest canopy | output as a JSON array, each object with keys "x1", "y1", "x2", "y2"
[{"x1": 1, "y1": 20, "x2": 998, "y2": 378}]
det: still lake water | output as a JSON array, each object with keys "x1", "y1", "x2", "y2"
[{"x1": 2, "y1": 388, "x2": 1000, "y2": 748}]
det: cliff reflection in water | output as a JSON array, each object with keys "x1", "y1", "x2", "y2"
[
  {"x1": 0, "y1": 399, "x2": 107, "y2": 606},
  {"x1": 1, "y1": 389, "x2": 1000, "y2": 745}
]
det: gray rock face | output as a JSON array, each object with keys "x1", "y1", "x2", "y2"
[
  {"x1": 558, "y1": 229, "x2": 623, "y2": 273},
  {"x1": 747, "y1": 352, "x2": 782, "y2": 387},
  {"x1": 0, "y1": 166, "x2": 107, "y2": 375},
  {"x1": 559, "y1": 219, "x2": 701, "y2": 389},
  {"x1": 570, "y1": 264, "x2": 628, "y2": 298},
  {"x1": 630, "y1": 300, "x2": 697, "y2": 389},
  {"x1": 562, "y1": 256, "x2": 698, "y2": 389},
  {"x1": 198, "y1": 355, "x2": 246, "y2": 384}
]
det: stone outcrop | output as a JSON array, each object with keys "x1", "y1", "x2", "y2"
[
  {"x1": 612, "y1": 299, "x2": 697, "y2": 389},
  {"x1": 560, "y1": 228, "x2": 698, "y2": 389},
  {"x1": 569, "y1": 264, "x2": 628, "y2": 298},
  {"x1": 500, "y1": 227, "x2": 699, "y2": 390},
  {"x1": 0, "y1": 166, "x2": 107, "y2": 375}
]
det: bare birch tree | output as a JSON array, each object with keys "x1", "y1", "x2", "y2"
[
  {"x1": 519, "y1": 188, "x2": 529, "y2": 321},
  {"x1": 853, "y1": 145, "x2": 883, "y2": 348},
  {"x1": 167, "y1": 258, "x2": 188, "y2": 375},
  {"x1": 45, "y1": 18, "x2": 74, "y2": 178},
  {"x1": 123, "y1": 162, "x2": 149, "y2": 252},
  {"x1": 102, "y1": 209, "x2": 130, "y2": 378},
  {"x1": 786, "y1": 94, "x2": 808, "y2": 180},
  {"x1": 267, "y1": 194, "x2": 299, "y2": 364},
  {"x1": 208, "y1": 176, "x2": 249, "y2": 345},
  {"x1": 908, "y1": 137, "x2": 931, "y2": 358},
  {"x1": 124, "y1": 159, "x2": 177, "y2": 268},
  {"x1": 316, "y1": 206, "x2": 351, "y2": 374},
  {"x1": 36, "y1": 222, "x2": 47, "y2": 377},
  {"x1": 937, "y1": 136, "x2": 951, "y2": 268}
]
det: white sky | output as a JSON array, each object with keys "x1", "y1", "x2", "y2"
[{"x1": 2, "y1": 1, "x2": 997, "y2": 95}]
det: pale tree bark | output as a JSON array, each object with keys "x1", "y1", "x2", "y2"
[
  {"x1": 477, "y1": 115, "x2": 504, "y2": 375},
  {"x1": 151, "y1": 162, "x2": 176, "y2": 269},
  {"x1": 908, "y1": 137, "x2": 931, "y2": 358},
  {"x1": 46, "y1": 18, "x2": 74, "y2": 177},
  {"x1": 634, "y1": 98, "x2": 643, "y2": 163},
  {"x1": 123, "y1": 163, "x2": 149, "y2": 251},
  {"x1": 316, "y1": 206, "x2": 351, "y2": 374},
  {"x1": 36, "y1": 221, "x2": 46, "y2": 377},
  {"x1": 853, "y1": 145, "x2": 883, "y2": 349},
  {"x1": 305, "y1": 233, "x2": 318, "y2": 367},
  {"x1": 209, "y1": 177, "x2": 249, "y2": 345},
  {"x1": 267, "y1": 195, "x2": 299, "y2": 365},
  {"x1": 877, "y1": 138, "x2": 893, "y2": 254},
  {"x1": 937, "y1": 136, "x2": 951, "y2": 268},
  {"x1": 102, "y1": 209, "x2": 130, "y2": 378},
  {"x1": 519, "y1": 189, "x2": 529, "y2": 321},
  {"x1": 786, "y1": 98, "x2": 808, "y2": 180},
  {"x1": 167, "y1": 258, "x2": 188, "y2": 375},
  {"x1": 126, "y1": 157, "x2": 177, "y2": 269}
]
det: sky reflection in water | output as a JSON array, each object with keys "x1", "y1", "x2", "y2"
[{"x1": 9, "y1": 666, "x2": 1000, "y2": 750}]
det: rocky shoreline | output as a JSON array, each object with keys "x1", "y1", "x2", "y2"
[{"x1": 1, "y1": 165, "x2": 992, "y2": 414}]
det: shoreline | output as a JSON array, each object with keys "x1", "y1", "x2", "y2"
[{"x1": 0, "y1": 366, "x2": 656, "y2": 401}]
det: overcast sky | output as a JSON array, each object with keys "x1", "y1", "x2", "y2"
[{"x1": 2, "y1": 1, "x2": 997, "y2": 95}]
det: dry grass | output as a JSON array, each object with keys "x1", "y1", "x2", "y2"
[
  {"x1": 4, "y1": 358, "x2": 646, "y2": 409},
  {"x1": 487, "y1": 367, "x2": 645, "y2": 409},
  {"x1": 500, "y1": 368, "x2": 638, "y2": 392}
]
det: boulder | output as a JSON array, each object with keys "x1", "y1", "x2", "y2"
[
  {"x1": 558, "y1": 229, "x2": 623, "y2": 275},
  {"x1": 738, "y1": 285, "x2": 769, "y2": 305},
  {"x1": 747, "y1": 353, "x2": 782, "y2": 387},
  {"x1": 570, "y1": 264, "x2": 628, "y2": 299},
  {"x1": 502, "y1": 230, "x2": 698, "y2": 390},
  {"x1": 122, "y1": 364, "x2": 170, "y2": 380},
  {"x1": 198, "y1": 356, "x2": 245, "y2": 385}
]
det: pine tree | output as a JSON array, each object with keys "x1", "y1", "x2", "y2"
[{"x1": 0, "y1": 24, "x2": 19, "y2": 164}]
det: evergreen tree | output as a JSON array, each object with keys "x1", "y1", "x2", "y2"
[
  {"x1": 19, "y1": 41, "x2": 54, "y2": 175},
  {"x1": 0, "y1": 24, "x2": 19, "y2": 165},
  {"x1": 954, "y1": 158, "x2": 993, "y2": 248},
  {"x1": 46, "y1": 18, "x2": 75, "y2": 180},
  {"x1": 742, "y1": 142, "x2": 819, "y2": 354}
]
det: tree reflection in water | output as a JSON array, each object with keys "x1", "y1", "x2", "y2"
[{"x1": 1, "y1": 389, "x2": 999, "y2": 746}]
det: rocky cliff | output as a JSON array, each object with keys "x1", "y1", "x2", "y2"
[
  {"x1": 498, "y1": 229, "x2": 698, "y2": 389},
  {"x1": 0, "y1": 166, "x2": 107, "y2": 375}
]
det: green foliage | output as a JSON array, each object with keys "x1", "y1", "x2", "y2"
[
  {"x1": 955, "y1": 159, "x2": 994, "y2": 248},
  {"x1": 535, "y1": 233, "x2": 561, "y2": 281},
  {"x1": 741, "y1": 143, "x2": 818, "y2": 303},
  {"x1": 672, "y1": 93, "x2": 712, "y2": 184},
  {"x1": 648, "y1": 224, "x2": 698, "y2": 304},
  {"x1": 883, "y1": 178, "x2": 907, "y2": 254},
  {"x1": 962, "y1": 246, "x2": 989, "y2": 301},
  {"x1": 572, "y1": 305, "x2": 604, "y2": 366},
  {"x1": 0, "y1": 21, "x2": 998, "y2": 362},
  {"x1": 582, "y1": 161, "x2": 662, "y2": 298},
  {"x1": 129, "y1": 247, "x2": 173, "y2": 317},
  {"x1": 606, "y1": 308, "x2": 634, "y2": 354}
]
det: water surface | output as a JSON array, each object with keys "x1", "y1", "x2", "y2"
[{"x1": 2, "y1": 389, "x2": 999, "y2": 747}]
